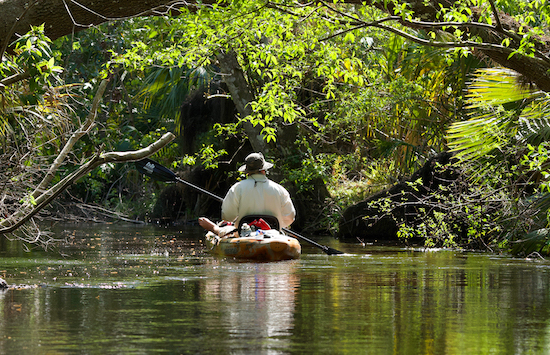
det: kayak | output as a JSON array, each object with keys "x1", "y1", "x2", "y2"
[{"x1": 205, "y1": 228, "x2": 301, "y2": 261}]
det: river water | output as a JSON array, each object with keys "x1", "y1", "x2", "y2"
[{"x1": 1, "y1": 223, "x2": 550, "y2": 354}]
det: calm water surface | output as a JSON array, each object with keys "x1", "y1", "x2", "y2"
[{"x1": 1, "y1": 223, "x2": 550, "y2": 354}]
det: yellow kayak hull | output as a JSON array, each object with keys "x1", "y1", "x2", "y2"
[{"x1": 206, "y1": 230, "x2": 301, "y2": 261}]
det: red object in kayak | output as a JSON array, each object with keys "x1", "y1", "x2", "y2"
[{"x1": 249, "y1": 218, "x2": 271, "y2": 230}]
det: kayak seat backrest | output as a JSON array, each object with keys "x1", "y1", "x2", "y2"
[{"x1": 238, "y1": 215, "x2": 280, "y2": 232}]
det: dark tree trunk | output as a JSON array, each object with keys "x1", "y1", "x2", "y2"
[
  {"x1": 0, "y1": 0, "x2": 188, "y2": 53},
  {"x1": 337, "y1": 152, "x2": 460, "y2": 242}
]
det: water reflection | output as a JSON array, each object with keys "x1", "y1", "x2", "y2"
[
  {"x1": 202, "y1": 261, "x2": 299, "y2": 352},
  {"x1": 1, "y1": 225, "x2": 550, "y2": 354}
]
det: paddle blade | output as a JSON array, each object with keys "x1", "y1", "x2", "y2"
[
  {"x1": 135, "y1": 158, "x2": 177, "y2": 183},
  {"x1": 324, "y1": 246, "x2": 345, "y2": 255},
  {"x1": 283, "y1": 227, "x2": 344, "y2": 255}
]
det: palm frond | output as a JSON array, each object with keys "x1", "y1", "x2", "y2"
[
  {"x1": 464, "y1": 68, "x2": 535, "y2": 109},
  {"x1": 517, "y1": 100, "x2": 550, "y2": 144},
  {"x1": 510, "y1": 228, "x2": 550, "y2": 256},
  {"x1": 447, "y1": 68, "x2": 544, "y2": 165},
  {"x1": 447, "y1": 113, "x2": 511, "y2": 163},
  {"x1": 139, "y1": 66, "x2": 212, "y2": 125},
  {"x1": 0, "y1": 118, "x2": 12, "y2": 142}
]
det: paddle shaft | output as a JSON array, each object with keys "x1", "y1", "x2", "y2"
[
  {"x1": 136, "y1": 158, "x2": 343, "y2": 255},
  {"x1": 175, "y1": 176, "x2": 223, "y2": 203}
]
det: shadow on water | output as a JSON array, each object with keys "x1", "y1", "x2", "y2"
[{"x1": 1, "y1": 222, "x2": 550, "y2": 354}]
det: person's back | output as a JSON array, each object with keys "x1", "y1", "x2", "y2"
[
  {"x1": 222, "y1": 172, "x2": 295, "y2": 229},
  {"x1": 199, "y1": 152, "x2": 295, "y2": 236}
]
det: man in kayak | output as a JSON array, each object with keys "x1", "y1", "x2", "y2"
[{"x1": 199, "y1": 152, "x2": 296, "y2": 236}]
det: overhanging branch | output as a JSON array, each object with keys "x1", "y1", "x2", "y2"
[
  {"x1": 314, "y1": 2, "x2": 550, "y2": 66},
  {"x1": 0, "y1": 132, "x2": 176, "y2": 235}
]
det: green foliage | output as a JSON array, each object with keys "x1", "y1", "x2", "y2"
[
  {"x1": 1, "y1": 25, "x2": 65, "y2": 142},
  {"x1": 509, "y1": 228, "x2": 550, "y2": 257},
  {"x1": 524, "y1": 143, "x2": 550, "y2": 193},
  {"x1": 198, "y1": 145, "x2": 228, "y2": 170},
  {"x1": 322, "y1": 154, "x2": 397, "y2": 233},
  {"x1": 44, "y1": 21, "x2": 188, "y2": 209},
  {"x1": 447, "y1": 67, "x2": 550, "y2": 253},
  {"x1": 102, "y1": 1, "x2": 483, "y2": 237},
  {"x1": 328, "y1": 155, "x2": 394, "y2": 201},
  {"x1": 139, "y1": 66, "x2": 213, "y2": 135},
  {"x1": 387, "y1": 177, "x2": 504, "y2": 249},
  {"x1": 12, "y1": 25, "x2": 63, "y2": 94},
  {"x1": 317, "y1": 30, "x2": 474, "y2": 176},
  {"x1": 96, "y1": 2, "x2": 480, "y2": 194},
  {"x1": 110, "y1": 3, "x2": 378, "y2": 145},
  {"x1": 5, "y1": 0, "x2": 550, "y2": 251}
]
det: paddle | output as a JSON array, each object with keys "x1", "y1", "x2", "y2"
[{"x1": 135, "y1": 158, "x2": 344, "y2": 255}]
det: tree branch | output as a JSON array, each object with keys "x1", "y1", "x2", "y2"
[
  {"x1": 487, "y1": 0, "x2": 503, "y2": 31},
  {"x1": 0, "y1": 131, "x2": 176, "y2": 235},
  {"x1": 31, "y1": 78, "x2": 109, "y2": 199},
  {"x1": 0, "y1": 0, "x2": 40, "y2": 59},
  {"x1": 316, "y1": 3, "x2": 550, "y2": 66},
  {"x1": 311, "y1": 0, "x2": 550, "y2": 89},
  {"x1": 0, "y1": 71, "x2": 31, "y2": 87},
  {"x1": 0, "y1": 0, "x2": 209, "y2": 52}
]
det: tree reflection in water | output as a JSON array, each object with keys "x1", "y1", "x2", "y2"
[{"x1": 2, "y1": 224, "x2": 550, "y2": 354}]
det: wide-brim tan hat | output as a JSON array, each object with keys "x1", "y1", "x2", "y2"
[{"x1": 238, "y1": 152, "x2": 274, "y2": 173}]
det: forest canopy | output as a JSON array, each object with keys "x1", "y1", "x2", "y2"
[{"x1": 2, "y1": 0, "x2": 550, "y2": 255}]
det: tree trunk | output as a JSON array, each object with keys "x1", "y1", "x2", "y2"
[
  {"x1": 216, "y1": 49, "x2": 331, "y2": 230},
  {"x1": 0, "y1": 0, "x2": 190, "y2": 53},
  {"x1": 216, "y1": 49, "x2": 269, "y2": 154}
]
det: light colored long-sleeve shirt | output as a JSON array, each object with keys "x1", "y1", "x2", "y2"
[{"x1": 221, "y1": 173, "x2": 296, "y2": 229}]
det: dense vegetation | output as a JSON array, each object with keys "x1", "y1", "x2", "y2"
[{"x1": 2, "y1": 0, "x2": 550, "y2": 256}]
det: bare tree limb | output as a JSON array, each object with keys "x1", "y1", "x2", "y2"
[
  {"x1": 31, "y1": 78, "x2": 109, "y2": 199},
  {"x1": 0, "y1": 131, "x2": 176, "y2": 235}
]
